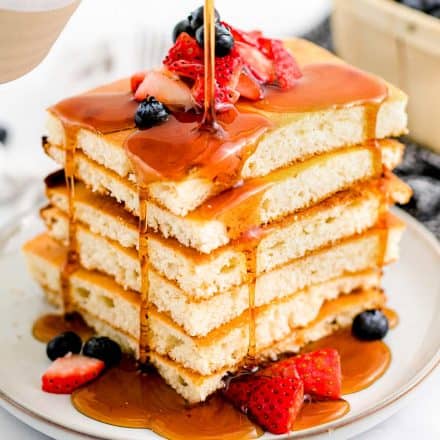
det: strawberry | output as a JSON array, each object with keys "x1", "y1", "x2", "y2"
[
  {"x1": 257, "y1": 38, "x2": 302, "y2": 88},
  {"x1": 227, "y1": 24, "x2": 262, "y2": 48},
  {"x1": 42, "y1": 354, "x2": 105, "y2": 394},
  {"x1": 223, "y1": 374, "x2": 264, "y2": 412},
  {"x1": 259, "y1": 357, "x2": 301, "y2": 380},
  {"x1": 236, "y1": 70, "x2": 264, "y2": 101},
  {"x1": 130, "y1": 70, "x2": 147, "y2": 93},
  {"x1": 134, "y1": 70, "x2": 194, "y2": 109},
  {"x1": 163, "y1": 32, "x2": 204, "y2": 80},
  {"x1": 292, "y1": 349, "x2": 342, "y2": 399},
  {"x1": 235, "y1": 41, "x2": 274, "y2": 83},
  {"x1": 248, "y1": 376, "x2": 304, "y2": 434}
]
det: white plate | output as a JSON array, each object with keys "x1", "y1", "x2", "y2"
[{"x1": 0, "y1": 208, "x2": 439, "y2": 440}]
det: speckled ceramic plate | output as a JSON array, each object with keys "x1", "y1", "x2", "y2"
[{"x1": 0, "y1": 208, "x2": 439, "y2": 440}]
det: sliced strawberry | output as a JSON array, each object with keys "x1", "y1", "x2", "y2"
[
  {"x1": 42, "y1": 354, "x2": 105, "y2": 394},
  {"x1": 130, "y1": 70, "x2": 147, "y2": 93},
  {"x1": 191, "y1": 48, "x2": 242, "y2": 109},
  {"x1": 259, "y1": 357, "x2": 301, "y2": 380},
  {"x1": 248, "y1": 376, "x2": 304, "y2": 434},
  {"x1": 257, "y1": 38, "x2": 302, "y2": 88},
  {"x1": 226, "y1": 23, "x2": 262, "y2": 48},
  {"x1": 235, "y1": 41, "x2": 274, "y2": 83},
  {"x1": 134, "y1": 70, "x2": 194, "y2": 109},
  {"x1": 163, "y1": 32, "x2": 204, "y2": 80},
  {"x1": 236, "y1": 70, "x2": 264, "y2": 101},
  {"x1": 223, "y1": 374, "x2": 265, "y2": 412},
  {"x1": 292, "y1": 349, "x2": 342, "y2": 399}
]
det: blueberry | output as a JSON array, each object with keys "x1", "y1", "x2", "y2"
[
  {"x1": 46, "y1": 331, "x2": 82, "y2": 361},
  {"x1": 172, "y1": 18, "x2": 195, "y2": 42},
  {"x1": 195, "y1": 23, "x2": 234, "y2": 57},
  {"x1": 0, "y1": 126, "x2": 8, "y2": 145},
  {"x1": 135, "y1": 97, "x2": 169, "y2": 130},
  {"x1": 188, "y1": 5, "x2": 220, "y2": 31},
  {"x1": 83, "y1": 336, "x2": 122, "y2": 367},
  {"x1": 352, "y1": 310, "x2": 389, "y2": 341}
]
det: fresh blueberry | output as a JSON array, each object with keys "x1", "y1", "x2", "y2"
[
  {"x1": 135, "y1": 97, "x2": 169, "y2": 130},
  {"x1": 195, "y1": 23, "x2": 234, "y2": 57},
  {"x1": 188, "y1": 5, "x2": 220, "y2": 31},
  {"x1": 0, "y1": 126, "x2": 8, "y2": 145},
  {"x1": 352, "y1": 310, "x2": 389, "y2": 341},
  {"x1": 172, "y1": 18, "x2": 195, "y2": 42},
  {"x1": 83, "y1": 336, "x2": 122, "y2": 367},
  {"x1": 46, "y1": 331, "x2": 82, "y2": 361}
]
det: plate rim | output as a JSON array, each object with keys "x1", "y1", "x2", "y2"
[{"x1": 0, "y1": 207, "x2": 439, "y2": 440}]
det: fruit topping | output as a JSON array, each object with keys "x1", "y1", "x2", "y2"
[
  {"x1": 172, "y1": 18, "x2": 195, "y2": 42},
  {"x1": 135, "y1": 96, "x2": 170, "y2": 129},
  {"x1": 195, "y1": 23, "x2": 235, "y2": 57},
  {"x1": 134, "y1": 70, "x2": 194, "y2": 110},
  {"x1": 46, "y1": 331, "x2": 82, "y2": 361},
  {"x1": 236, "y1": 70, "x2": 265, "y2": 100},
  {"x1": 188, "y1": 5, "x2": 221, "y2": 31},
  {"x1": 133, "y1": 8, "x2": 303, "y2": 112},
  {"x1": 83, "y1": 336, "x2": 122, "y2": 367},
  {"x1": 42, "y1": 354, "x2": 104, "y2": 394},
  {"x1": 224, "y1": 348, "x2": 342, "y2": 433},
  {"x1": 130, "y1": 70, "x2": 147, "y2": 93},
  {"x1": 352, "y1": 309, "x2": 389, "y2": 341},
  {"x1": 248, "y1": 376, "x2": 304, "y2": 434},
  {"x1": 290, "y1": 349, "x2": 342, "y2": 399}
]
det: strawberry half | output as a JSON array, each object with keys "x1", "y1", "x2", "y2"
[
  {"x1": 292, "y1": 349, "x2": 342, "y2": 399},
  {"x1": 235, "y1": 41, "x2": 274, "y2": 83},
  {"x1": 42, "y1": 354, "x2": 105, "y2": 394},
  {"x1": 223, "y1": 374, "x2": 264, "y2": 413},
  {"x1": 130, "y1": 70, "x2": 147, "y2": 93},
  {"x1": 248, "y1": 376, "x2": 304, "y2": 434},
  {"x1": 259, "y1": 357, "x2": 301, "y2": 380}
]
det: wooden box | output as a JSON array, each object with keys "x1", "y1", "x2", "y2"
[{"x1": 332, "y1": 0, "x2": 440, "y2": 152}]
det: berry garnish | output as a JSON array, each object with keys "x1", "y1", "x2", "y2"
[
  {"x1": 134, "y1": 96, "x2": 170, "y2": 129},
  {"x1": 290, "y1": 349, "x2": 342, "y2": 399},
  {"x1": 352, "y1": 309, "x2": 389, "y2": 341},
  {"x1": 46, "y1": 331, "x2": 82, "y2": 361},
  {"x1": 236, "y1": 70, "x2": 264, "y2": 100},
  {"x1": 83, "y1": 336, "x2": 122, "y2": 367},
  {"x1": 188, "y1": 5, "x2": 220, "y2": 31},
  {"x1": 248, "y1": 376, "x2": 304, "y2": 434},
  {"x1": 42, "y1": 354, "x2": 104, "y2": 394},
  {"x1": 172, "y1": 18, "x2": 195, "y2": 42},
  {"x1": 195, "y1": 23, "x2": 235, "y2": 57}
]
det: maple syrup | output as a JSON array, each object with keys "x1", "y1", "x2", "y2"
[
  {"x1": 32, "y1": 313, "x2": 94, "y2": 343},
  {"x1": 304, "y1": 329, "x2": 391, "y2": 394},
  {"x1": 293, "y1": 400, "x2": 350, "y2": 431}
]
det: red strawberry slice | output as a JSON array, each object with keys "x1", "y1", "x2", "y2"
[
  {"x1": 248, "y1": 376, "x2": 304, "y2": 434},
  {"x1": 257, "y1": 38, "x2": 302, "y2": 88},
  {"x1": 227, "y1": 24, "x2": 262, "y2": 48},
  {"x1": 236, "y1": 70, "x2": 264, "y2": 101},
  {"x1": 223, "y1": 374, "x2": 266, "y2": 412},
  {"x1": 42, "y1": 354, "x2": 105, "y2": 394},
  {"x1": 235, "y1": 41, "x2": 274, "y2": 83},
  {"x1": 259, "y1": 357, "x2": 301, "y2": 380},
  {"x1": 163, "y1": 32, "x2": 204, "y2": 80},
  {"x1": 130, "y1": 70, "x2": 147, "y2": 93},
  {"x1": 292, "y1": 349, "x2": 342, "y2": 399}
]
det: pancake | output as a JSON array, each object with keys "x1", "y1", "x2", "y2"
[
  {"x1": 45, "y1": 38, "x2": 407, "y2": 216},
  {"x1": 24, "y1": 233, "x2": 385, "y2": 402},
  {"x1": 41, "y1": 206, "x2": 404, "y2": 299},
  {"x1": 44, "y1": 139, "x2": 403, "y2": 228}
]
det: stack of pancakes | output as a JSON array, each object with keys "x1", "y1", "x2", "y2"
[{"x1": 23, "y1": 39, "x2": 411, "y2": 403}]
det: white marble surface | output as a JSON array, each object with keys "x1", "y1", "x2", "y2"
[{"x1": 1, "y1": 368, "x2": 439, "y2": 439}]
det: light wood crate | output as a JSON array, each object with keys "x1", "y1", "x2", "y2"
[{"x1": 332, "y1": 0, "x2": 440, "y2": 153}]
